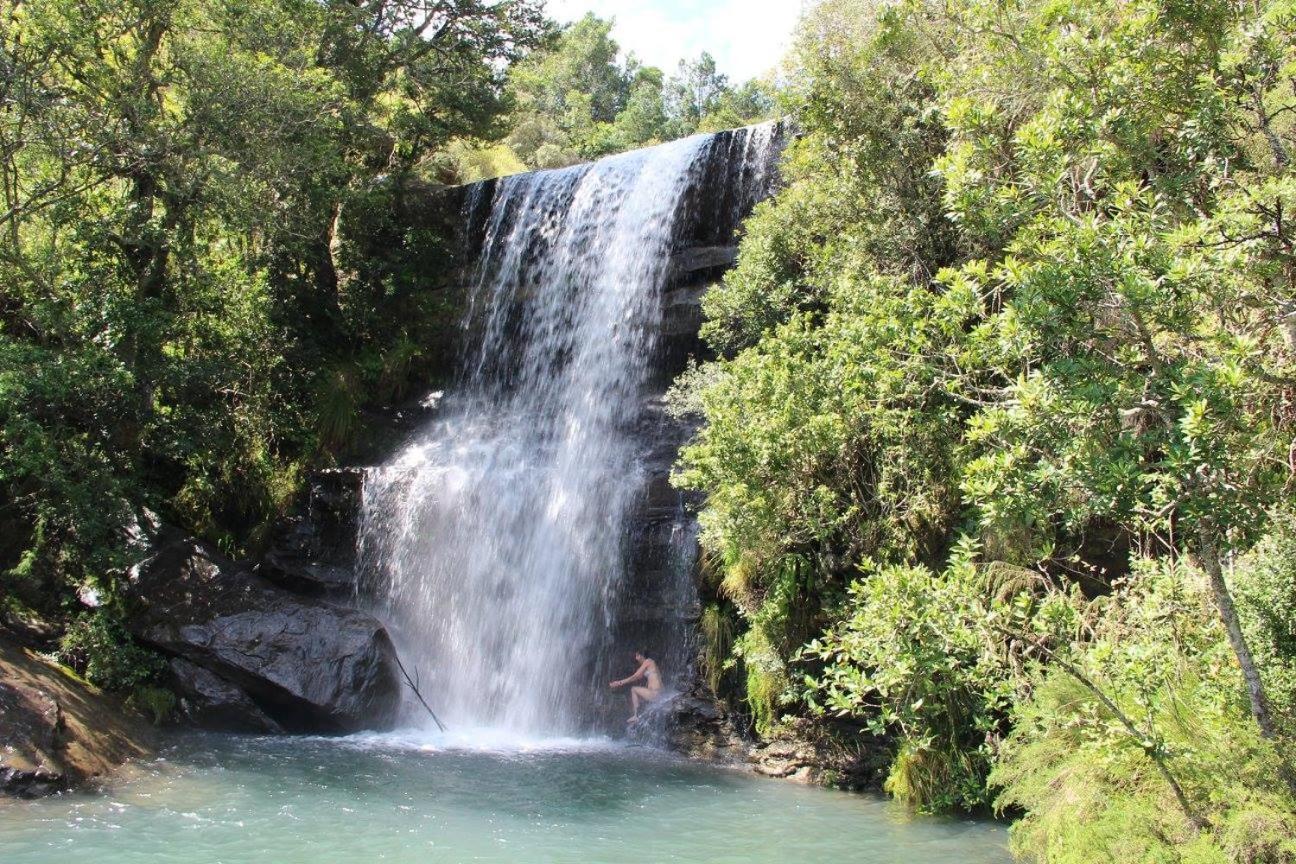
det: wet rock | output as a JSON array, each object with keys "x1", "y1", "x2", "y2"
[
  {"x1": 750, "y1": 739, "x2": 819, "y2": 783},
  {"x1": 308, "y1": 468, "x2": 365, "y2": 554},
  {"x1": 663, "y1": 690, "x2": 749, "y2": 762},
  {"x1": 259, "y1": 468, "x2": 366, "y2": 599},
  {"x1": 752, "y1": 759, "x2": 800, "y2": 779},
  {"x1": 661, "y1": 286, "x2": 707, "y2": 343},
  {"x1": 1, "y1": 640, "x2": 153, "y2": 798},
  {"x1": 168, "y1": 658, "x2": 283, "y2": 734},
  {"x1": 745, "y1": 720, "x2": 893, "y2": 791},
  {"x1": 642, "y1": 472, "x2": 683, "y2": 520},
  {"x1": 669, "y1": 245, "x2": 738, "y2": 281},
  {"x1": 750, "y1": 746, "x2": 825, "y2": 784},
  {"x1": 126, "y1": 530, "x2": 401, "y2": 733},
  {"x1": 258, "y1": 549, "x2": 356, "y2": 597},
  {"x1": 0, "y1": 680, "x2": 64, "y2": 796}
]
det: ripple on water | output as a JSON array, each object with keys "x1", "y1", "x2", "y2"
[{"x1": 0, "y1": 733, "x2": 1011, "y2": 864}]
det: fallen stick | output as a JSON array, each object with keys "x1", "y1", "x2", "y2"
[{"x1": 392, "y1": 651, "x2": 447, "y2": 732}]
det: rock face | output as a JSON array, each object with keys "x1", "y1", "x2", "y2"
[
  {"x1": 662, "y1": 688, "x2": 749, "y2": 763},
  {"x1": 1, "y1": 640, "x2": 153, "y2": 797},
  {"x1": 126, "y1": 529, "x2": 401, "y2": 733},
  {"x1": 167, "y1": 658, "x2": 283, "y2": 734},
  {"x1": 258, "y1": 468, "x2": 366, "y2": 599},
  {"x1": 592, "y1": 397, "x2": 705, "y2": 729}
]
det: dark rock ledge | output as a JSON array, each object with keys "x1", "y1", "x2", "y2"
[{"x1": 124, "y1": 526, "x2": 401, "y2": 735}]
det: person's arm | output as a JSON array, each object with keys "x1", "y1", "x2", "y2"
[{"x1": 610, "y1": 661, "x2": 650, "y2": 688}]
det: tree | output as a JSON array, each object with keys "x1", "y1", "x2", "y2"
[
  {"x1": 607, "y1": 66, "x2": 671, "y2": 147},
  {"x1": 698, "y1": 78, "x2": 779, "y2": 133},
  {"x1": 0, "y1": 0, "x2": 543, "y2": 616},
  {"x1": 504, "y1": 12, "x2": 626, "y2": 164},
  {"x1": 664, "y1": 52, "x2": 728, "y2": 137},
  {"x1": 677, "y1": 0, "x2": 1296, "y2": 841},
  {"x1": 492, "y1": 17, "x2": 779, "y2": 171}
]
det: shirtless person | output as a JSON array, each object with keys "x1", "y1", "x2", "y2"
[{"x1": 609, "y1": 649, "x2": 663, "y2": 725}]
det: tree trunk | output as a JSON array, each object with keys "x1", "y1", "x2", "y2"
[{"x1": 1194, "y1": 537, "x2": 1278, "y2": 740}]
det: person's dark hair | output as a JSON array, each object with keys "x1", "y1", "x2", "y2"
[{"x1": 632, "y1": 647, "x2": 647, "y2": 658}]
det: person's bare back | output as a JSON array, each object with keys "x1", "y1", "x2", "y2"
[{"x1": 609, "y1": 649, "x2": 663, "y2": 725}]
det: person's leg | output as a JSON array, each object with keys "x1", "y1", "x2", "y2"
[{"x1": 630, "y1": 686, "x2": 653, "y2": 723}]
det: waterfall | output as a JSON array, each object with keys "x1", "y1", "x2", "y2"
[{"x1": 359, "y1": 124, "x2": 784, "y2": 737}]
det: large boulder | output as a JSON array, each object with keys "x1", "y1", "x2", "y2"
[
  {"x1": 660, "y1": 688, "x2": 749, "y2": 763},
  {"x1": 126, "y1": 530, "x2": 401, "y2": 733}
]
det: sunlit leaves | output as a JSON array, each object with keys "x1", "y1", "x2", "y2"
[
  {"x1": 0, "y1": 0, "x2": 544, "y2": 599},
  {"x1": 677, "y1": 0, "x2": 1296, "y2": 829}
]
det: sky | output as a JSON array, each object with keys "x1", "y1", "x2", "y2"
[{"x1": 544, "y1": 0, "x2": 806, "y2": 83}]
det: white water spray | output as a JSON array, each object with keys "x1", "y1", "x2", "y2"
[{"x1": 360, "y1": 125, "x2": 782, "y2": 736}]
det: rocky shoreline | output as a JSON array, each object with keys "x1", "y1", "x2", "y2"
[
  {"x1": 3, "y1": 476, "x2": 405, "y2": 798},
  {"x1": 659, "y1": 687, "x2": 890, "y2": 790},
  {"x1": 0, "y1": 641, "x2": 154, "y2": 798},
  {"x1": 0, "y1": 649, "x2": 882, "y2": 801}
]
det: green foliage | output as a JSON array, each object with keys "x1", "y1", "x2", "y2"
[
  {"x1": 59, "y1": 612, "x2": 165, "y2": 694},
  {"x1": 736, "y1": 625, "x2": 789, "y2": 738},
  {"x1": 1237, "y1": 512, "x2": 1296, "y2": 734},
  {"x1": 315, "y1": 366, "x2": 362, "y2": 454},
  {"x1": 699, "y1": 603, "x2": 737, "y2": 697},
  {"x1": 499, "y1": 16, "x2": 780, "y2": 172},
  {"x1": 1, "y1": 0, "x2": 545, "y2": 614},
  {"x1": 801, "y1": 546, "x2": 1013, "y2": 812},
  {"x1": 662, "y1": 53, "x2": 729, "y2": 136},
  {"x1": 509, "y1": 13, "x2": 627, "y2": 128},
  {"x1": 128, "y1": 685, "x2": 178, "y2": 726},
  {"x1": 59, "y1": 610, "x2": 176, "y2": 722},
  {"x1": 698, "y1": 79, "x2": 779, "y2": 135},
  {"x1": 439, "y1": 140, "x2": 529, "y2": 183},
  {"x1": 992, "y1": 562, "x2": 1296, "y2": 864},
  {"x1": 678, "y1": 0, "x2": 1296, "y2": 851}
]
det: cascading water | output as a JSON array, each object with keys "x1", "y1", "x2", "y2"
[{"x1": 360, "y1": 123, "x2": 784, "y2": 737}]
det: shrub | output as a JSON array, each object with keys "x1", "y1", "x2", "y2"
[
  {"x1": 59, "y1": 611, "x2": 165, "y2": 694},
  {"x1": 1236, "y1": 512, "x2": 1296, "y2": 736},
  {"x1": 992, "y1": 561, "x2": 1296, "y2": 864},
  {"x1": 801, "y1": 545, "x2": 1014, "y2": 812}
]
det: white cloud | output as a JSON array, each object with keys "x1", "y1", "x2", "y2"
[{"x1": 543, "y1": 0, "x2": 805, "y2": 82}]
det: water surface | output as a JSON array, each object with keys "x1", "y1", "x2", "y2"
[{"x1": 1, "y1": 732, "x2": 1010, "y2": 864}]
